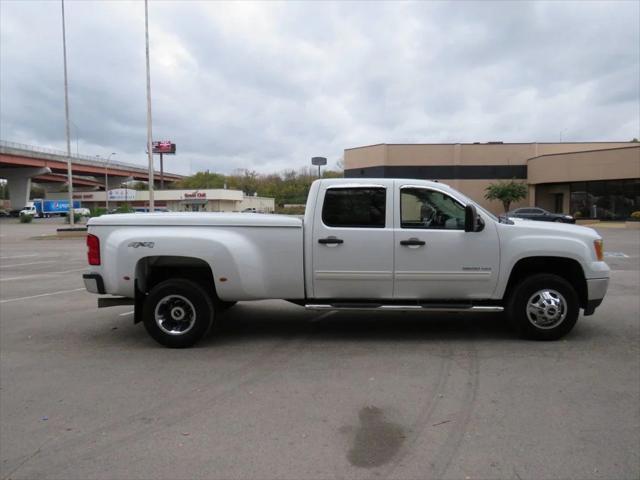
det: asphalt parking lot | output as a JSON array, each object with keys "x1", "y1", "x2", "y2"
[{"x1": 0, "y1": 218, "x2": 638, "y2": 480}]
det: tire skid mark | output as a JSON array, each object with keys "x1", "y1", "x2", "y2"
[
  {"x1": 6, "y1": 333, "x2": 311, "y2": 478},
  {"x1": 376, "y1": 342, "x2": 454, "y2": 479},
  {"x1": 378, "y1": 338, "x2": 480, "y2": 480},
  {"x1": 431, "y1": 341, "x2": 480, "y2": 479}
]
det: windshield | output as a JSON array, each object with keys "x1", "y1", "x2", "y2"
[{"x1": 451, "y1": 191, "x2": 499, "y2": 222}]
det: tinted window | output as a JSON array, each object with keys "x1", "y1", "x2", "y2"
[
  {"x1": 401, "y1": 188, "x2": 465, "y2": 230},
  {"x1": 516, "y1": 208, "x2": 535, "y2": 214},
  {"x1": 322, "y1": 188, "x2": 386, "y2": 228}
]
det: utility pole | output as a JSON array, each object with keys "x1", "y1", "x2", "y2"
[
  {"x1": 61, "y1": 0, "x2": 74, "y2": 225},
  {"x1": 160, "y1": 152, "x2": 164, "y2": 189},
  {"x1": 144, "y1": 0, "x2": 155, "y2": 211},
  {"x1": 102, "y1": 153, "x2": 116, "y2": 211}
]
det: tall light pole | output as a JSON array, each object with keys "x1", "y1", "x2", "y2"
[
  {"x1": 99, "y1": 153, "x2": 116, "y2": 211},
  {"x1": 70, "y1": 120, "x2": 80, "y2": 156},
  {"x1": 61, "y1": 0, "x2": 74, "y2": 225},
  {"x1": 144, "y1": 0, "x2": 155, "y2": 212}
]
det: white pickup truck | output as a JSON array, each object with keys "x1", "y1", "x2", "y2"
[{"x1": 84, "y1": 178, "x2": 609, "y2": 347}]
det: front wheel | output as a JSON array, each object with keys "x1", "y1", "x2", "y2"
[
  {"x1": 506, "y1": 273, "x2": 579, "y2": 340},
  {"x1": 142, "y1": 279, "x2": 214, "y2": 348}
]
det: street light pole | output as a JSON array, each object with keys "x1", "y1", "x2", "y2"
[
  {"x1": 102, "y1": 153, "x2": 116, "y2": 211},
  {"x1": 61, "y1": 0, "x2": 74, "y2": 225},
  {"x1": 144, "y1": 0, "x2": 155, "y2": 212}
]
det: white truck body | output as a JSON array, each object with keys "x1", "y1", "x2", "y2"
[{"x1": 84, "y1": 178, "x2": 610, "y2": 347}]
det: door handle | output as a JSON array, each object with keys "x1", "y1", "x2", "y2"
[
  {"x1": 318, "y1": 237, "x2": 344, "y2": 245},
  {"x1": 400, "y1": 238, "x2": 426, "y2": 246}
]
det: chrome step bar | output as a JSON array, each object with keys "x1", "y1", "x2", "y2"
[{"x1": 305, "y1": 304, "x2": 503, "y2": 312}]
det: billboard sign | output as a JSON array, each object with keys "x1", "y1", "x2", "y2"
[
  {"x1": 152, "y1": 141, "x2": 176, "y2": 154},
  {"x1": 311, "y1": 156, "x2": 327, "y2": 166},
  {"x1": 108, "y1": 189, "x2": 136, "y2": 201}
]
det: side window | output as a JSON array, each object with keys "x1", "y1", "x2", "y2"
[
  {"x1": 322, "y1": 187, "x2": 386, "y2": 228},
  {"x1": 401, "y1": 188, "x2": 465, "y2": 230}
]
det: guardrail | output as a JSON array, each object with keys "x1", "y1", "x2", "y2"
[{"x1": 0, "y1": 139, "x2": 181, "y2": 177}]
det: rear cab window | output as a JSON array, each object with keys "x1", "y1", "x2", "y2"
[{"x1": 322, "y1": 187, "x2": 386, "y2": 228}]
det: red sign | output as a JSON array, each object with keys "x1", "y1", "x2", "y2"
[{"x1": 152, "y1": 141, "x2": 176, "y2": 154}]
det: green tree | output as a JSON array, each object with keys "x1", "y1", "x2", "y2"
[{"x1": 484, "y1": 180, "x2": 528, "y2": 213}]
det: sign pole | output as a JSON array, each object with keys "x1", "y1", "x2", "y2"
[
  {"x1": 144, "y1": 0, "x2": 155, "y2": 212},
  {"x1": 160, "y1": 152, "x2": 164, "y2": 190}
]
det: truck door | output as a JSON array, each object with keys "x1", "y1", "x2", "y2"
[
  {"x1": 311, "y1": 184, "x2": 394, "y2": 299},
  {"x1": 393, "y1": 183, "x2": 500, "y2": 300}
]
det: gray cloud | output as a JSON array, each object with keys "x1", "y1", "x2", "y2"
[{"x1": 1, "y1": 0, "x2": 638, "y2": 175}]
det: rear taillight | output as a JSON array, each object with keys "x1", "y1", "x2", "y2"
[
  {"x1": 87, "y1": 234, "x2": 101, "y2": 265},
  {"x1": 594, "y1": 239, "x2": 604, "y2": 261}
]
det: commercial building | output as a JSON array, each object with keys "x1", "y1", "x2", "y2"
[
  {"x1": 45, "y1": 188, "x2": 275, "y2": 213},
  {"x1": 344, "y1": 142, "x2": 640, "y2": 219}
]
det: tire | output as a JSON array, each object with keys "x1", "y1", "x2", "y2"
[
  {"x1": 554, "y1": 218, "x2": 564, "y2": 223},
  {"x1": 506, "y1": 273, "x2": 579, "y2": 341},
  {"x1": 142, "y1": 278, "x2": 214, "y2": 348}
]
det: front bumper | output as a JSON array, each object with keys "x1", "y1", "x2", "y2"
[
  {"x1": 83, "y1": 273, "x2": 105, "y2": 294},
  {"x1": 584, "y1": 277, "x2": 609, "y2": 315}
]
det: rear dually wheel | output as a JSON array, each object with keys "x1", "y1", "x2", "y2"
[{"x1": 142, "y1": 278, "x2": 214, "y2": 348}]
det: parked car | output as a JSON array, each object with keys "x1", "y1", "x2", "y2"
[
  {"x1": 504, "y1": 207, "x2": 575, "y2": 223},
  {"x1": 84, "y1": 178, "x2": 609, "y2": 348},
  {"x1": 0, "y1": 209, "x2": 11, "y2": 217}
]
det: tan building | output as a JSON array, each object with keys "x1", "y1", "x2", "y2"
[
  {"x1": 46, "y1": 188, "x2": 275, "y2": 213},
  {"x1": 344, "y1": 142, "x2": 640, "y2": 219}
]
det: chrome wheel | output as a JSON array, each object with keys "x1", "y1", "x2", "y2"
[
  {"x1": 526, "y1": 289, "x2": 567, "y2": 329},
  {"x1": 154, "y1": 295, "x2": 196, "y2": 336}
]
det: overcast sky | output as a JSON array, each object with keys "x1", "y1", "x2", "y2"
[{"x1": 1, "y1": 0, "x2": 638, "y2": 175}]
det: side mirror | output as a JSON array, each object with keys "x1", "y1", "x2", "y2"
[{"x1": 465, "y1": 204, "x2": 479, "y2": 232}]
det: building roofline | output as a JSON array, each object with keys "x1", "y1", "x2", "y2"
[
  {"x1": 527, "y1": 145, "x2": 640, "y2": 161},
  {"x1": 343, "y1": 143, "x2": 387, "y2": 151},
  {"x1": 344, "y1": 141, "x2": 636, "y2": 151}
]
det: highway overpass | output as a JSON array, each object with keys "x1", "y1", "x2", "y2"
[{"x1": 0, "y1": 140, "x2": 183, "y2": 209}]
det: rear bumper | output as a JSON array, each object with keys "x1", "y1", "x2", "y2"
[{"x1": 83, "y1": 273, "x2": 105, "y2": 294}]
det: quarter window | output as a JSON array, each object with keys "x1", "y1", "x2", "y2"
[
  {"x1": 322, "y1": 187, "x2": 386, "y2": 228},
  {"x1": 401, "y1": 188, "x2": 465, "y2": 230}
]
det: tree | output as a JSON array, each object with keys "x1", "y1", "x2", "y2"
[{"x1": 484, "y1": 180, "x2": 528, "y2": 213}]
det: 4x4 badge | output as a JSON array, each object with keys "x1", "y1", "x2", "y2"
[{"x1": 128, "y1": 242, "x2": 155, "y2": 248}]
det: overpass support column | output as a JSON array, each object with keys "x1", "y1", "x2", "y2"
[{"x1": 1, "y1": 167, "x2": 51, "y2": 210}]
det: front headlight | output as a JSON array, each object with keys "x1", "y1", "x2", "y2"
[{"x1": 594, "y1": 239, "x2": 604, "y2": 261}]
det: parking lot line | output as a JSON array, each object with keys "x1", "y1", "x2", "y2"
[
  {"x1": 0, "y1": 268, "x2": 87, "y2": 282},
  {"x1": 0, "y1": 288, "x2": 85, "y2": 304},
  {"x1": 0, "y1": 260, "x2": 58, "y2": 268},
  {"x1": 0, "y1": 254, "x2": 38, "y2": 260}
]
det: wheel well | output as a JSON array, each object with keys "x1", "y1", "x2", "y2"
[
  {"x1": 135, "y1": 256, "x2": 216, "y2": 297},
  {"x1": 504, "y1": 257, "x2": 588, "y2": 308}
]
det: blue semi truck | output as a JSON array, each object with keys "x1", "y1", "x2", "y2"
[{"x1": 19, "y1": 199, "x2": 87, "y2": 218}]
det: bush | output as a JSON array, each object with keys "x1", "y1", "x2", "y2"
[
  {"x1": 19, "y1": 213, "x2": 33, "y2": 223},
  {"x1": 65, "y1": 213, "x2": 82, "y2": 224},
  {"x1": 90, "y1": 207, "x2": 107, "y2": 217},
  {"x1": 115, "y1": 203, "x2": 134, "y2": 214},
  {"x1": 629, "y1": 211, "x2": 640, "y2": 221},
  {"x1": 276, "y1": 205, "x2": 306, "y2": 215}
]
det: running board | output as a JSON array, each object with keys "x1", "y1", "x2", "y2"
[{"x1": 305, "y1": 303, "x2": 503, "y2": 312}]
